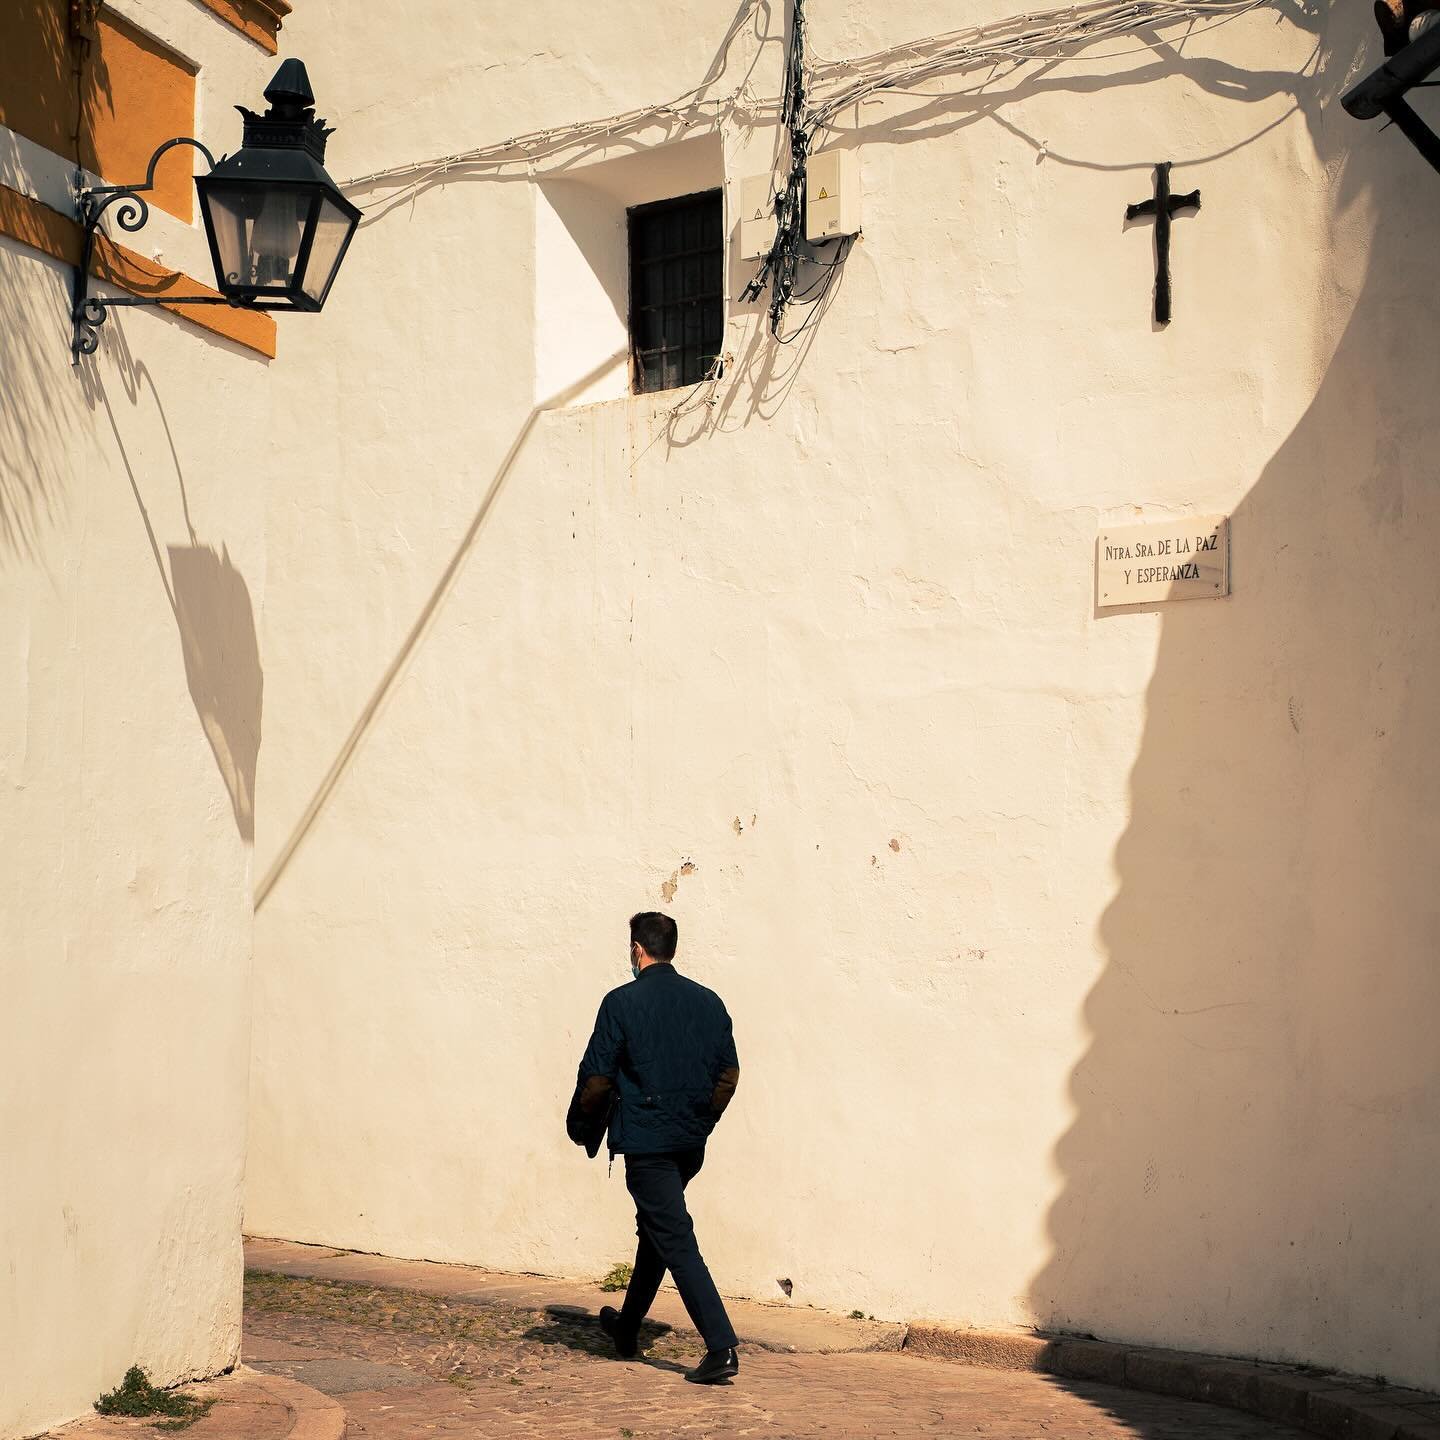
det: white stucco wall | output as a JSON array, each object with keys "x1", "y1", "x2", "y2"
[
  {"x1": 247, "y1": 0, "x2": 1440, "y2": 1393},
  {"x1": 0, "y1": 6, "x2": 275, "y2": 1434}
]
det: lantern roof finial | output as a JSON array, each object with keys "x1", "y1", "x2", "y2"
[{"x1": 264, "y1": 59, "x2": 315, "y2": 115}]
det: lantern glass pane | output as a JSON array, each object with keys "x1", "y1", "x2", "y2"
[
  {"x1": 249, "y1": 187, "x2": 306, "y2": 288},
  {"x1": 301, "y1": 196, "x2": 356, "y2": 305},
  {"x1": 203, "y1": 188, "x2": 252, "y2": 290}
]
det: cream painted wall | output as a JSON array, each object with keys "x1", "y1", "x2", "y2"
[
  {"x1": 0, "y1": 6, "x2": 276, "y2": 1434},
  {"x1": 248, "y1": 0, "x2": 1440, "y2": 1393}
]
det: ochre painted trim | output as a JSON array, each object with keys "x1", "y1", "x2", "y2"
[
  {"x1": 88, "y1": 9, "x2": 201, "y2": 224},
  {"x1": 0, "y1": 183, "x2": 77, "y2": 264},
  {"x1": 192, "y1": 0, "x2": 293, "y2": 54},
  {"x1": 0, "y1": 184, "x2": 277, "y2": 358}
]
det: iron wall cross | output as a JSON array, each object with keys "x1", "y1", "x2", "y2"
[{"x1": 1125, "y1": 162, "x2": 1201, "y2": 325}]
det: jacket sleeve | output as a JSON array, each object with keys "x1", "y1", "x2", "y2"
[
  {"x1": 566, "y1": 995, "x2": 623, "y2": 1154},
  {"x1": 710, "y1": 1006, "x2": 740, "y2": 1118}
]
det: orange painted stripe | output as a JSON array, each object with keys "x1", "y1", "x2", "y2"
[
  {"x1": 0, "y1": 183, "x2": 77, "y2": 265},
  {"x1": 193, "y1": 0, "x2": 293, "y2": 54},
  {"x1": 93, "y1": 238, "x2": 278, "y2": 358},
  {"x1": 0, "y1": 183, "x2": 276, "y2": 358}
]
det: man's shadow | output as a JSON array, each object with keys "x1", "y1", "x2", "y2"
[{"x1": 522, "y1": 1305, "x2": 691, "y2": 1375}]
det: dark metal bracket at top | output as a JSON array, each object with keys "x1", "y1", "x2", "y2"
[
  {"x1": 1342, "y1": 21, "x2": 1440, "y2": 173},
  {"x1": 72, "y1": 135, "x2": 247, "y2": 364}
]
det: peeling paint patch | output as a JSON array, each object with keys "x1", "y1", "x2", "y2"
[
  {"x1": 889, "y1": 837, "x2": 901, "y2": 852},
  {"x1": 733, "y1": 816, "x2": 743, "y2": 835},
  {"x1": 660, "y1": 861, "x2": 697, "y2": 902}
]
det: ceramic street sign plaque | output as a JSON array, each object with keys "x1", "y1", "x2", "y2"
[{"x1": 1097, "y1": 515, "x2": 1230, "y2": 608}]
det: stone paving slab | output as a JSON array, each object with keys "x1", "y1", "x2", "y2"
[
  {"x1": 249, "y1": 1355, "x2": 427, "y2": 1395},
  {"x1": 244, "y1": 1235, "x2": 905, "y2": 1355}
]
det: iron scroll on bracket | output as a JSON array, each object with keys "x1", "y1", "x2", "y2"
[{"x1": 71, "y1": 136, "x2": 231, "y2": 363}]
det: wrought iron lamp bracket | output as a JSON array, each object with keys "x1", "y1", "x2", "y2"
[{"x1": 71, "y1": 135, "x2": 236, "y2": 363}]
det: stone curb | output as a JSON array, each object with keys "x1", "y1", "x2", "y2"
[
  {"x1": 238, "y1": 1366, "x2": 347, "y2": 1440},
  {"x1": 901, "y1": 1326, "x2": 1440, "y2": 1440}
]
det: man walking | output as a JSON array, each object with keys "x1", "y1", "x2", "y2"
[{"x1": 567, "y1": 911, "x2": 742, "y2": 1384}]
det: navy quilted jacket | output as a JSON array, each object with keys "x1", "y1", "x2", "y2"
[{"x1": 568, "y1": 962, "x2": 740, "y2": 1157}]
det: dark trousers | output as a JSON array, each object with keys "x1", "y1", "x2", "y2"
[{"x1": 619, "y1": 1147, "x2": 738, "y2": 1352}]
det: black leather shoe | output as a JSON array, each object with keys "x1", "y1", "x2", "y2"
[
  {"x1": 599, "y1": 1305, "x2": 638, "y2": 1359},
  {"x1": 684, "y1": 1347, "x2": 739, "y2": 1384}
]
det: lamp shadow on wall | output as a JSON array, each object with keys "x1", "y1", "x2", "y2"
[
  {"x1": 0, "y1": 1, "x2": 263, "y2": 843},
  {"x1": 1030, "y1": 6, "x2": 1440, "y2": 1392},
  {"x1": 167, "y1": 542, "x2": 263, "y2": 843},
  {"x1": 80, "y1": 314, "x2": 265, "y2": 845}
]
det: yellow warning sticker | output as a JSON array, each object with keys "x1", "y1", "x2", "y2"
[{"x1": 816, "y1": 187, "x2": 829, "y2": 200}]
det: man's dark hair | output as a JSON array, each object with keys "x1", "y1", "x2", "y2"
[{"x1": 630, "y1": 911, "x2": 678, "y2": 962}]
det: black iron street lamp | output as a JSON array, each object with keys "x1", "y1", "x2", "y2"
[
  {"x1": 72, "y1": 59, "x2": 360, "y2": 363},
  {"x1": 1342, "y1": 16, "x2": 1440, "y2": 175}
]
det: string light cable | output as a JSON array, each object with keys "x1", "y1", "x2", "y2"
[
  {"x1": 339, "y1": 0, "x2": 1279, "y2": 328},
  {"x1": 340, "y1": 2, "x2": 772, "y2": 210},
  {"x1": 343, "y1": 0, "x2": 1270, "y2": 205},
  {"x1": 807, "y1": 0, "x2": 1273, "y2": 130}
]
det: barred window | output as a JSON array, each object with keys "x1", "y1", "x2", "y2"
[{"x1": 628, "y1": 190, "x2": 724, "y2": 395}]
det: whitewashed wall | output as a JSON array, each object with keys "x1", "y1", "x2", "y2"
[
  {"x1": 247, "y1": 0, "x2": 1440, "y2": 1392},
  {"x1": 0, "y1": 5, "x2": 275, "y2": 1434}
]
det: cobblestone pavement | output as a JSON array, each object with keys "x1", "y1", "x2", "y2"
[{"x1": 242, "y1": 1272, "x2": 1315, "y2": 1439}]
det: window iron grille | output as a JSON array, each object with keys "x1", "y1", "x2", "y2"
[{"x1": 628, "y1": 189, "x2": 724, "y2": 394}]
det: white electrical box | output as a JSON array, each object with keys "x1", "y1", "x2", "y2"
[
  {"x1": 805, "y1": 149, "x2": 860, "y2": 243},
  {"x1": 739, "y1": 173, "x2": 777, "y2": 259}
]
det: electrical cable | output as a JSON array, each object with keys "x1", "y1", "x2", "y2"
[
  {"x1": 742, "y1": 0, "x2": 1270, "y2": 337},
  {"x1": 738, "y1": 0, "x2": 820, "y2": 337},
  {"x1": 340, "y1": 0, "x2": 1278, "y2": 334},
  {"x1": 340, "y1": 4, "x2": 770, "y2": 210},
  {"x1": 790, "y1": 239, "x2": 851, "y2": 300},
  {"x1": 775, "y1": 235, "x2": 852, "y2": 340},
  {"x1": 345, "y1": 0, "x2": 1274, "y2": 207},
  {"x1": 806, "y1": 0, "x2": 1271, "y2": 130}
]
